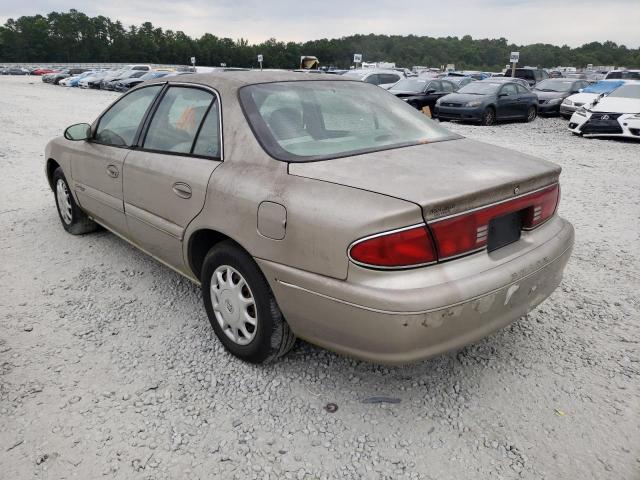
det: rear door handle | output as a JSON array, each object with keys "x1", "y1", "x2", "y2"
[
  {"x1": 172, "y1": 182, "x2": 192, "y2": 199},
  {"x1": 107, "y1": 165, "x2": 119, "y2": 178}
]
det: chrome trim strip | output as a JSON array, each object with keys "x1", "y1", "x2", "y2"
[
  {"x1": 428, "y1": 183, "x2": 559, "y2": 224},
  {"x1": 347, "y1": 223, "x2": 437, "y2": 270}
]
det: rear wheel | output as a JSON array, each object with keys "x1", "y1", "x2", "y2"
[
  {"x1": 201, "y1": 241, "x2": 296, "y2": 363},
  {"x1": 480, "y1": 107, "x2": 496, "y2": 126},
  {"x1": 526, "y1": 105, "x2": 537, "y2": 122},
  {"x1": 52, "y1": 168, "x2": 97, "y2": 235}
]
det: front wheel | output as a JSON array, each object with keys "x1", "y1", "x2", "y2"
[
  {"x1": 480, "y1": 107, "x2": 496, "y2": 126},
  {"x1": 52, "y1": 168, "x2": 97, "y2": 234},
  {"x1": 526, "y1": 106, "x2": 537, "y2": 122},
  {"x1": 201, "y1": 241, "x2": 296, "y2": 363}
]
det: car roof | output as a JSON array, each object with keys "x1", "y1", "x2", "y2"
[{"x1": 163, "y1": 71, "x2": 352, "y2": 89}]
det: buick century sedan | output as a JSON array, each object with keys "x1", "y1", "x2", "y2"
[{"x1": 45, "y1": 72, "x2": 574, "y2": 364}]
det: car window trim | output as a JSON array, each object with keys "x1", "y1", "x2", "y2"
[
  {"x1": 136, "y1": 82, "x2": 224, "y2": 161},
  {"x1": 91, "y1": 83, "x2": 165, "y2": 149}
]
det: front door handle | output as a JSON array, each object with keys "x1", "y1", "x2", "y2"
[
  {"x1": 107, "y1": 165, "x2": 119, "y2": 178},
  {"x1": 172, "y1": 182, "x2": 192, "y2": 199}
]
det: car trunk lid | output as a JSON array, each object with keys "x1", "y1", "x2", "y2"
[{"x1": 288, "y1": 138, "x2": 561, "y2": 221}]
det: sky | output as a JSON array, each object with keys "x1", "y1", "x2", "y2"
[{"x1": 1, "y1": 0, "x2": 639, "y2": 48}]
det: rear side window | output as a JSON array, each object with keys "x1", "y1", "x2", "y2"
[
  {"x1": 143, "y1": 87, "x2": 214, "y2": 154},
  {"x1": 95, "y1": 85, "x2": 162, "y2": 147},
  {"x1": 380, "y1": 74, "x2": 401, "y2": 84},
  {"x1": 364, "y1": 74, "x2": 382, "y2": 85},
  {"x1": 192, "y1": 102, "x2": 222, "y2": 158}
]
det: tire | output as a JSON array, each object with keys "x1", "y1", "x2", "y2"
[
  {"x1": 480, "y1": 107, "x2": 496, "y2": 126},
  {"x1": 52, "y1": 167, "x2": 98, "y2": 235},
  {"x1": 526, "y1": 106, "x2": 537, "y2": 122},
  {"x1": 201, "y1": 241, "x2": 296, "y2": 363}
]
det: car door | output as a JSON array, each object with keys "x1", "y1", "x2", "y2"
[
  {"x1": 122, "y1": 84, "x2": 223, "y2": 271},
  {"x1": 433, "y1": 80, "x2": 455, "y2": 107},
  {"x1": 514, "y1": 84, "x2": 533, "y2": 115},
  {"x1": 496, "y1": 83, "x2": 519, "y2": 118},
  {"x1": 71, "y1": 85, "x2": 163, "y2": 234}
]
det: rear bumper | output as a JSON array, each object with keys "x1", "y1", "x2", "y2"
[{"x1": 258, "y1": 216, "x2": 574, "y2": 364}]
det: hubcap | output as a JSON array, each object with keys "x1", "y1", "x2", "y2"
[
  {"x1": 56, "y1": 179, "x2": 73, "y2": 225},
  {"x1": 210, "y1": 265, "x2": 257, "y2": 345}
]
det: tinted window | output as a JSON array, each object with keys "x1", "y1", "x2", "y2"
[
  {"x1": 426, "y1": 81, "x2": 440, "y2": 92},
  {"x1": 364, "y1": 74, "x2": 382, "y2": 85},
  {"x1": 440, "y1": 81, "x2": 455, "y2": 92},
  {"x1": 500, "y1": 84, "x2": 518, "y2": 96},
  {"x1": 95, "y1": 85, "x2": 162, "y2": 147},
  {"x1": 380, "y1": 74, "x2": 401, "y2": 84},
  {"x1": 192, "y1": 101, "x2": 222, "y2": 158},
  {"x1": 606, "y1": 72, "x2": 622, "y2": 79},
  {"x1": 144, "y1": 87, "x2": 214, "y2": 154},
  {"x1": 515, "y1": 84, "x2": 529, "y2": 94},
  {"x1": 240, "y1": 81, "x2": 458, "y2": 162}
]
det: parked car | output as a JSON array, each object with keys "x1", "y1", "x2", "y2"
[
  {"x1": 481, "y1": 76, "x2": 531, "y2": 90},
  {"x1": 101, "y1": 70, "x2": 147, "y2": 90},
  {"x1": 605, "y1": 70, "x2": 640, "y2": 80},
  {"x1": 532, "y1": 78, "x2": 590, "y2": 116},
  {"x1": 342, "y1": 69, "x2": 405, "y2": 89},
  {"x1": 45, "y1": 72, "x2": 573, "y2": 364},
  {"x1": 3, "y1": 67, "x2": 30, "y2": 75},
  {"x1": 113, "y1": 71, "x2": 173, "y2": 92},
  {"x1": 441, "y1": 76, "x2": 476, "y2": 89},
  {"x1": 509, "y1": 67, "x2": 549, "y2": 87},
  {"x1": 389, "y1": 77, "x2": 457, "y2": 114},
  {"x1": 568, "y1": 81, "x2": 640, "y2": 139},
  {"x1": 560, "y1": 80, "x2": 626, "y2": 118},
  {"x1": 79, "y1": 70, "x2": 113, "y2": 89},
  {"x1": 60, "y1": 71, "x2": 97, "y2": 87},
  {"x1": 435, "y1": 80, "x2": 538, "y2": 125},
  {"x1": 51, "y1": 68, "x2": 89, "y2": 85},
  {"x1": 32, "y1": 68, "x2": 57, "y2": 76}
]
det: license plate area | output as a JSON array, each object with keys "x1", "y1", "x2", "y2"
[{"x1": 487, "y1": 211, "x2": 522, "y2": 252}]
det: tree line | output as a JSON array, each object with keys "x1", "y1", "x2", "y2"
[{"x1": 1, "y1": 9, "x2": 639, "y2": 70}]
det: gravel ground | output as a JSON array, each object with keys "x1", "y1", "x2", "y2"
[{"x1": 1, "y1": 76, "x2": 638, "y2": 480}]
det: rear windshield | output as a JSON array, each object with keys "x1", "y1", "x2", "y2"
[
  {"x1": 239, "y1": 81, "x2": 458, "y2": 162},
  {"x1": 513, "y1": 69, "x2": 535, "y2": 80}
]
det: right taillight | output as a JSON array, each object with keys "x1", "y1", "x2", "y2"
[
  {"x1": 349, "y1": 184, "x2": 560, "y2": 269},
  {"x1": 429, "y1": 184, "x2": 560, "y2": 260}
]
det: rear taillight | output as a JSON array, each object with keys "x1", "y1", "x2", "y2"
[
  {"x1": 429, "y1": 184, "x2": 560, "y2": 260},
  {"x1": 349, "y1": 225, "x2": 437, "y2": 268}
]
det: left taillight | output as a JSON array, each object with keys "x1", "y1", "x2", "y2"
[{"x1": 349, "y1": 225, "x2": 437, "y2": 268}]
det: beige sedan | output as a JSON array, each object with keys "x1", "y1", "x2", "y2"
[{"x1": 45, "y1": 72, "x2": 574, "y2": 364}]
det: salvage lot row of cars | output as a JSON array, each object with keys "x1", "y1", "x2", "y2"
[{"x1": 17, "y1": 63, "x2": 640, "y2": 140}]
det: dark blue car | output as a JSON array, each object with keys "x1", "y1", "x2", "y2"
[{"x1": 435, "y1": 81, "x2": 538, "y2": 126}]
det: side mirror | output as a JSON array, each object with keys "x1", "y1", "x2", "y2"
[
  {"x1": 64, "y1": 123, "x2": 91, "y2": 141},
  {"x1": 578, "y1": 88, "x2": 583, "y2": 93}
]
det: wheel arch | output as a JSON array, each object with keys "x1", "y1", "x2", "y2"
[
  {"x1": 46, "y1": 158, "x2": 61, "y2": 190},
  {"x1": 187, "y1": 228, "x2": 253, "y2": 281}
]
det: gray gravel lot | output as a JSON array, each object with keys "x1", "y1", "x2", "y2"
[{"x1": 0, "y1": 76, "x2": 638, "y2": 479}]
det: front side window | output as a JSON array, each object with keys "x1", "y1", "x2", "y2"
[
  {"x1": 239, "y1": 80, "x2": 459, "y2": 162},
  {"x1": 440, "y1": 81, "x2": 454, "y2": 92},
  {"x1": 143, "y1": 87, "x2": 214, "y2": 154},
  {"x1": 364, "y1": 74, "x2": 382, "y2": 85},
  {"x1": 500, "y1": 84, "x2": 518, "y2": 96},
  {"x1": 95, "y1": 85, "x2": 162, "y2": 147}
]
